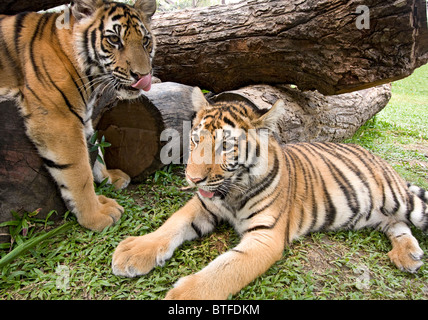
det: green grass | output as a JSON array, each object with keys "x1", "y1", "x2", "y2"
[
  {"x1": 345, "y1": 64, "x2": 428, "y2": 190},
  {"x1": 1, "y1": 65, "x2": 427, "y2": 300}
]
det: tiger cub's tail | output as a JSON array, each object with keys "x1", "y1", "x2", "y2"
[
  {"x1": 406, "y1": 183, "x2": 428, "y2": 232},
  {"x1": 408, "y1": 183, "x2": 428, "y2": 204}
]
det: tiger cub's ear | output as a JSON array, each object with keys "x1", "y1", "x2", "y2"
[
  {"x1": 134, "y1": 0, "x2": 157, "y2": 20},
  {"x1": 71, "y1": 0, "x2": 104, "y2": 21},
  {"x1": 191, "y1": 87, "x2": 211, "y2": 113},
  {"x1": 253, "y1": 99, "x2": 285, "y2": 133}
]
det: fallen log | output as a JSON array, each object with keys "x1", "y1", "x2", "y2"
[{"x1": 151, "y1": 0, "x2": 428, "y2": 94}]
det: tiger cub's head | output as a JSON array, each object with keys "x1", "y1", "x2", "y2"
[
  {"x1": 186, "y1": 88, "x2": 285, "y2": 199},
  {"x1": 72, "y1": 0, "x2": 156, "y2": 99}
]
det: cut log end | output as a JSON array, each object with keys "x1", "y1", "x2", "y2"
[{"x1": 94, "y1": 82, "x2": 196, "y2": 183}]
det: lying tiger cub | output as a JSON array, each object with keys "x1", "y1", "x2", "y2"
[{"x1": 113, "y1": 87, "x2": 428, "y2": 299}]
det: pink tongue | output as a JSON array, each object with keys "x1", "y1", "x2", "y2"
[
  {"x1": 199, "y1": 188, "x2": 214, "y2": 198},
  {"x1": 131, "y1": 74, "x2": 152, "y2": 91}
]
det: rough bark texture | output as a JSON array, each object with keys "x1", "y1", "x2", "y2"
[
  {"x1": 0, "y1": 100, "x2": 66, "y2": 242},
  {"x1": 151, "y1": 0, "x2": 428, "y2": 95},
  {"x1": 0, "y1": 0, "x2": 67, "y2": 14}
]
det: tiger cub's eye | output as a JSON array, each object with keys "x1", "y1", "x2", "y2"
[
  {"x1": 142, "y1": 36, "x2": 151, "y2": 47},
  {"x1": 107, "y1": 35, "x2": 121, "y2": 45}
]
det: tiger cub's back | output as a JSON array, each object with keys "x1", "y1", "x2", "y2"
[{"x1": 281, "y1": 142, "x2": 417, "y2": 238}]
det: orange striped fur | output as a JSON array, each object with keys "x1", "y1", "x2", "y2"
[{"x1": 0, "y1": 0, "x2": 156, "y2": 231}]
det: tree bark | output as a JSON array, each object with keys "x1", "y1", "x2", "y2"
[
  {"x1": 0, "y1": 0, "x2": 67, "y2": 14},
  {"x1": 0, "y1": 100, "x2": 66, "y2": 241},
  {"x1": 151, "y1": 0, "x2": 428, "y2": 95}
]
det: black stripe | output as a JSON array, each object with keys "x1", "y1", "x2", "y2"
[
  {"x1": 191, "y1": 222, "x2": 203, "y2": 238},
  {"x1": 226, "y1": 108, "x2": 242, "y2": 124},
  {"x1": 244, "y1": 204, "x2": 283, "y2": 235},
  {"x1": 311, "y1": 143, "x2": 365, "y2": 228},
  {"x1": 331, "y1": 143, "x2": 376, "y2": 220},
  {"x1": 111, "y1": 14, "x2": 123, "y2": 21},
  {"x1": 13, "y1": 12, "x2": 28, "y2": 54},
  {"x1": 197, "y1": 195, "x2": 219, "y2": 226},
  {"x1": 296, "y1": 144, "x2": 337, "y2": 229},
  {"x1": 415, "y1": 187, "x2": 426, "y2": 201},
  {"x1": 406, "y1": 192, "x2": 415, "y2": 222},
  {"x1": 222, "y1": 116, "x2": 235, "y2": 128},
  {"x1": 41, "y1": 157, "x2": 71, "y2": 170},
  {"x1": 245, "y1": 225, "x2": 273, "y2": 234},
  {"x1": 24, "y1": 84, "x2": 44, "y2": 105},
  {"x1": 29, "y1": 14, "x2": 51, "y2": 80},
  {"x1": 55, "y1": 40, "x2": 88, "y2": 104},
  {"x1": 245, "y1": 189, "x2": 281, "y2": 220},
  {"x1": 319, "y1": 173, "x2": 337, "y2": 230},
  {"x1": 229, "y1": 104, "x2": 249, "y2": 120},
  {"x1": 238, "y1": 154, "x2": 279, "y2": 210},
  {"x1": 80, "y1": 23, "x2": 97, "y2": 69},
  {"x1": 90, "y1": 29, "x2": 98, "y2": 60},
  {"x1": 41, "y1": 61, "x2": 85, "y2": 125},
  {"x1": 421, "y1": 202, "x2": 428, "y2": 231},
  {"x1": 108, "y1": 4, "x2": 122, "y2": 16},
  {"x1": 288, "y1": 145, "x2": 320, "y2": 232},
  {"x1": 311, "y1": 144, "x2": 361, "y2": 219},
  {"x1": 282, "y1": 147, "x2": 295, "y2": 244},
  {"x1": 370, "y1": 153, "x2": 401, "y2": 217},
  {"x1": 245, "y1": 206, "x2": 284, "y2": 235}
]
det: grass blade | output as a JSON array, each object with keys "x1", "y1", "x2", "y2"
[{"x1": 0, "y1": 221, "x2": 76, "y2": 268}]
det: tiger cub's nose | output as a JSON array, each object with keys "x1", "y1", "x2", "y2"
[{"x1": 186, "y1": 174, "x2": 206, "y2": 184}]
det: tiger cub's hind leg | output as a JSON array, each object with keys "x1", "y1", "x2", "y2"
[
  {"x1": 385, "y1": 222, "x2": 424, "y2": 273},
  {"x1": 383, "y1": 186, "x2": 428, "y2": 273}
]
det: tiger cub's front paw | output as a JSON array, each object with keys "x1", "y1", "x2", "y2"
[
  {"x1": 164, "y1": 274, "x2": 202, "y2": 300},
  {"x1": 107, "y1": 169, "x2": 131, "y2": 190},
  {"x1": 164, "y1": 273, "x2": 225, "y2": 300},
  {"x1": 78, "y1": 195, "x2": 123, "y2": 232},
  {"x1": 112, "y1": 234, "x2": 171, "y2": 277}
]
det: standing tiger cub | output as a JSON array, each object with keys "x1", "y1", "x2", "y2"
[
  {"x1": 112, "y1": 88, "x2": 428, "y2": 299},
  {"x1": 0, "y1": 0, "x2": 156, "y2": 231}
]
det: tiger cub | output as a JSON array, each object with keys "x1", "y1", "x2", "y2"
[
  {"x1": 112, "y1": 88, "x2": 428, "y2": 299},
  {"x1": 0, "y1": 0, "x2": 156, "y2": 231}
]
